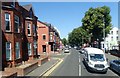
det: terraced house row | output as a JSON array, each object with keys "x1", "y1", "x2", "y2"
[{"x1": 1, "y1": 1, "x2": 61, "y2": 71}]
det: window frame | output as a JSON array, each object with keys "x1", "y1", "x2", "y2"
[
  {"x1": 6, "y1": 42, "x2": 12, "y2": 61},
  {"x1": 14, "y1": 15, "x2": 19, "y2": 33},
  {"x1": 28, "y1": 43, "x2": 32, "y2": 56},
  {"x1": 27, "y1": 23, "x2": 31, "y2": 36},
  {"x1": 15, "y1": 42, "x2": 20, "y2": 59},
  {"x1": 5, "y1": 13, "x2": 11, "y2": 32},
  {"x1": 43, "y1": 34, "x2": 46, "y2": 40}
]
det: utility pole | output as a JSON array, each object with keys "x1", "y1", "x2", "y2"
[{"x1": 103, "y1": 16, "x2": 105, "y2": 53}]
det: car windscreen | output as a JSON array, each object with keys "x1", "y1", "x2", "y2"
[{"x1": 90, "y1": 54, "x2": 105, "y2": 61}]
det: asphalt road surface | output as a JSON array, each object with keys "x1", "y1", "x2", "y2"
[
  {"x1": 50, "y1": 48, "x2": 120, "y2": 77},
  {"x1": 50, "y1": 48, "x2": 79, "y2": 76}
]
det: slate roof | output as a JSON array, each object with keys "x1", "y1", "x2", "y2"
[{"x1": 22, "y1": 4, "x2": 32, "y2": 11}]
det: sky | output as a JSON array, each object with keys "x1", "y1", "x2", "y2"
[{"x1": 19, "y1": 2, "x2": 118, "y2": 39}]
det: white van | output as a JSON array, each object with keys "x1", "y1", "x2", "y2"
[{"x1": 83, "y1": 47, "x2": 109, "y2": 73}]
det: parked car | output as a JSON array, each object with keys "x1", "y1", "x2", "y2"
[
  {"x1": 74, "y1": 46, "x2": 77, "y2": 49},
  {"x1": 69, "y1": 46, "x2": 71, "y2": 49},
  {"x1": 109, "y1": 49, "x2": 120, "y2": 57},
  {"x1": 83, "y1": 47, "x2": 109, "y2": 73},
  {"x1": 64, "y1": 48, "x2": 69, "y2": 53},
  {"x1": 79, "y1": 48, "x2": 85, "y2": 54},
  {"x1": 76, "y1": 47, "x2": 81, "y2": 50},
  {"x1": 110, "y1": 60, "x2": 120, "y2": 75}
]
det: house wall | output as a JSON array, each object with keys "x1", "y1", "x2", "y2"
[{"x1": 37, "y1": 21, "x2": 51, "y2": 55}]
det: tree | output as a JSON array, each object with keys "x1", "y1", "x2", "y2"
[
  {"x1": 61, "y1": 38, "x2": 68, "y2": 46},
  {"x1": 82, "y1": 6, "x2": 112, "y2": 48},
  {"x1": 68, "y1": 27, "x2": 89, "y2": 47}
]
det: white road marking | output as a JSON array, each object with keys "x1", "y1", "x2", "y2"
[
  {"x1": 79, "y1": 55, "x2": 81, "y2": 76},
  {"x1": 79, "y1": 65, "x2": 81, "y2": 76},
  {"x1": 79, "y1": 58, "x2": 80, "y2": 63}
]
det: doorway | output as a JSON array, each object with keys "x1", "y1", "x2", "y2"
[{"x1": 42, "y1": 45, "x2": 46, "y2": 52}]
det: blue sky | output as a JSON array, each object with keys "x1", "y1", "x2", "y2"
[{"x1": 19, "y1": 2, "x2": 118, "y2": 39}]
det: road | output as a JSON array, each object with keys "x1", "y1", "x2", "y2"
[
  {"x1": 50, "y1": 48, "x2": 79, "y2": 76},
  {"x1": 49, "y1": 48, "x2": 120, "y2": 77}
]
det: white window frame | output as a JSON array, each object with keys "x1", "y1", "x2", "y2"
[
  {"x1": 15, "y1": 42, "x2": 20, "y2": 59},
  {"x1": 28, "y1": 43, "x2": 32, "y2": 56},
  {"x1": 5, "y1": 13, "x2": 11, "y2": 32},
  {"x1": 14, "y1": 15, "x2": 19, "y2": 33},
  {"x1": 27, "y1": 23, "x2": 31, "y2": 36},
  {"x1": 6, "y1": 42, "x2": 12, "y2": 61}
]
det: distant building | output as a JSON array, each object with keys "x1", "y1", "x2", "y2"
[
  {"x1": 101, "y1": 27, "x2": 119, "y2": 50},
  {"x1": 37, "y1": 20, "x2": 51, "y2": 55},
  {"x1": 37, "y1": 20, "x2": 61, "y2": 55}
]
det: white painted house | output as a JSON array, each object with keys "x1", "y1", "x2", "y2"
[{"x1": 101, "y1": 27, "x2": 119, "y2": 50}]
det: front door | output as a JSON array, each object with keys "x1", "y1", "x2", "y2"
[{"x1": 42, "y1": 45, "x2": 46, "y2": 52}]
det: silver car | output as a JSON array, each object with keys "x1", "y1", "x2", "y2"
[
  {"x1": 110, "y1": 60, "x2": 120, "y2": 75},
  {"x1": 64, "y1": 48, "x2": 69, "y2": 53}
]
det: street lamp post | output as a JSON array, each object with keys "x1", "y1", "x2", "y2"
[{"x1": 103, "y1": 17, "x2": 105, "y2": 53}]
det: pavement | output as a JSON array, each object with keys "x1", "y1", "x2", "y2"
[{"x1": 25, "y1": 50, "x2": 65, "y2": 77}]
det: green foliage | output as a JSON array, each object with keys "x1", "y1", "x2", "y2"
[
  {"x1": 82, "y1": 6, "x2": 112, "y2": 41},
  {"x1": 68, "y1": 27, "x2": 89, "y2": 46},
  {"x1": 61, "y1": 38, "x2": 68, "y2": 46}
]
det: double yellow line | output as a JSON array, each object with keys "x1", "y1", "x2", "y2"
[{"x1": 42, "y1": 58, "x2": 63, "y2": 76}]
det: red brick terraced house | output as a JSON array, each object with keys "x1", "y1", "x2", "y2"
[
  {"x1": 37, "y1": 20, "x2": 51, "y2": 57},
  {"x1": 49, "y1": 25, "x2": 60, "y2": 52},
  {"x1": 20, "y1": 4, "x2": 38, "y2": 61},
  {"x1": 37, "y1": 20, "x2": 60, "y2": 56},
  {"x1": 54, "y1": 29, "x2": 60, "y2": 52},
  {"x1": 2, "y1": 2, "x2": 24, "y2": 70},
  {"x1": 2, "y1": 1, "x2": 38, "y2": 71}
]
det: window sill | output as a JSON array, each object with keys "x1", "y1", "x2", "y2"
[
  {"x1": 6, "y1": 60, "x2": 12, "y2": 62},
  {"x1": 5, "y1": 31, "x2": 12, "y2": 33},
  {"x1": 28, "y1": 55, "x2": 32, "y2": 56},
  {"x1": 28, "y1": 35, "x2": 32, "y2": 37},
  {"x1": 15, "y1": 58, "x2": 21, "y2": 61}
]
